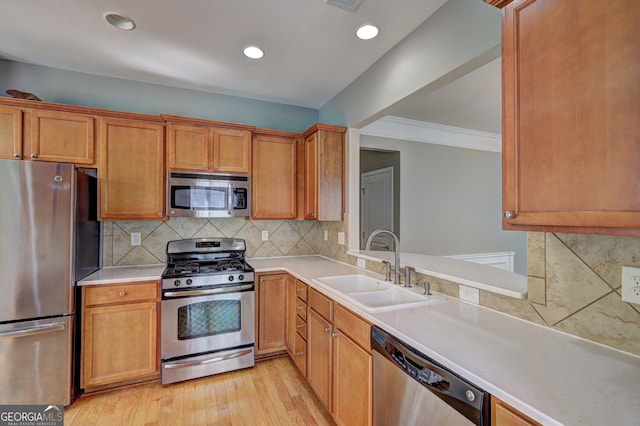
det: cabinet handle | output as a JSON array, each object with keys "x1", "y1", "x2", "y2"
[
  {"x1": 296, "y1": 351, "x2": 304, "y2": 356},
  {"x1": 297, "y1": 287, "x2": 304, "y2": 292},
  {"x1": 324, "y1": 327, "x2": 330, "y2": 332},
  {"x1": 119, "y1": 291, "x2": 126, "y2": 297},
  {"x1": 13, "y1": 153, "x2": 20, "y2": 159},
  {"x1": 296, "y1": 306, "x2": 304, "y2": 311},
  {"x1": 503, "y1": 211, "x2": 516, "y2": 219},
  {"x1": 30, "y1": 153, "x2": 38, "y2": 159},
  {"x1": 296, "y1": 324, "x2": 304, "y2": 329}
]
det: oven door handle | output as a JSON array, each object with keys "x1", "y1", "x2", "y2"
[
  {"x1": 163, "y1": 348, "x2": 253, "y2": 369},
  {"x1": 163, "y1": 283, "x2": 253, "y2": 298}
]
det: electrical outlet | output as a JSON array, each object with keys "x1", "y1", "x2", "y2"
[
  {"x1": 324, "y1": 230, "x2": 328, "y2": 241},
  {"x1": 621, "y1": 265, "x2": 640, "y2": 304},
  {"x1": 459, "y1": 285, "x2": 479, "y2": 304},
  {"x1": 357, "y1": 258, "x2": 366, "y2": 269},
  {"x1": 130, "y1": 232, "x2": 141, "y2": 246},
  {"x1": 261, "y1": 230, "x2": 269, "y2": 241},
  {"x1": 338, "y1": 232, "x2": 345, "y2": 245}
]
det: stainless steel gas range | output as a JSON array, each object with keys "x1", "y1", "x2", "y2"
[{"x1": 160, "y1": 238, "x2": 255, "y2": 384}]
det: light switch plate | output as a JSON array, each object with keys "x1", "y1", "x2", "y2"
[
  {"x1": 324, "y1": 230, "x2": 328, "y2": 241},
  {"x1": 261, "y1": 230, "x2": 269, "y2": 241},
  {"x1": 621, "y1": 265, "x2": 640, "y2": 304},
  {"x1": 338, "y1": 232, "x2": 345, "y2": 245},
  {"x1": 459, "y1": 285, "x2": 479, "y2": 304},
  {"x1": 130, "y1": 232, "x2": 141, "y2": 246}
]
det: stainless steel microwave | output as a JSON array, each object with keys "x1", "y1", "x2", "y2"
[{"x1": 166, "y1": 172, "x2": 250, "y2": 218}]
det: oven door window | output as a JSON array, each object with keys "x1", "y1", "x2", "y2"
[
  {"x1": 177, "y1": 299, "x2": 240, "y2": 340},
  {"x1": 171, "y1": 186, "x2": 227, "y2": 211}
]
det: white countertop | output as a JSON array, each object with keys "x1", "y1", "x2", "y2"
[
  {"x1": 349, "y1": 249, "x2": 528, "y2": 299},
  {"x1": 78, "y1": 256, "x2": 640, "y2": 425},
  {"x1": 78, "y1": 264, "x2": 166, "y2": 285}
]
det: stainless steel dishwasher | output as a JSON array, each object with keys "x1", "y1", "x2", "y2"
[{"x1": 371, "y1": 326, "x2": 490, "y2": 425}]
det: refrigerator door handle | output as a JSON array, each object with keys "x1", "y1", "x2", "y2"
[{"x1": 0, "y1": 322, "x2": 66, "y2": 339}]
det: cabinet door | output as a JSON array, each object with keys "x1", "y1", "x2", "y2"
[
  {"x1": 166, "y1": 122, "x2": 209, "y2": 171},
  {"x1": 252, "y1": 134, "x2": 297, "y2": 219},
  {"x1": 492, "y1": 397, "x2": 541, "y2": 426},
  {"x1": 303, "y1": 133, "x2": 318, "y2": 219},
  {"x1": 333, "y1": 331, "x2": 372, "y2": 426},
  {"x1": 0, "y1": 105, "x2": 22, "y2": 160},
  {"x1": 257, "y1": 274, "x2": 287, "y2": 354},
  {"x1": 82, "y1": 301, "x2": 158, "y2": 387},
  {"x1": 213, "y1": 127, "x2": 251, "y2": 173},
  {"x1": 501, "y1": 0, "x2": 640, "y2": 235},
  {"x1": 307, "y1": 308, "x2": 333, "y2": 410},
  {"x1": 100, "y1": 117, "x2": 165, "y2": 220},
  {"x1": 285, "y1": 275, "x2": 297, "y2": 356},
  {"x1": 31, "y1": 109, "x2": 95, "y2": 164}
]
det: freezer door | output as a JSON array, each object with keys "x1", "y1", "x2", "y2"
[
  {"x1": 0, "y1": 160, "x2": 74, "y2": 322},
  {"x1": 0, "y1": 316, "x2": 72, "y2": 405}
]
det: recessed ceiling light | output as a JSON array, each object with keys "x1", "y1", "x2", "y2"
[
  {"x1": 243, "y1": 46, "x2": 264, "y2": 59},
  {"x1": 356, "y1": 24, "x2": 379, "y2": 40},
  {"x1": 104, "y1": 12, "x2": 136, "y2": 31}
]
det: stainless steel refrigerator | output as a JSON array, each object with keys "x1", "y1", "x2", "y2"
[{"x1": 0, "y1": 159, "x2": 100, "y2": 406}]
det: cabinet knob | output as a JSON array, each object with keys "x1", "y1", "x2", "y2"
[
  {"x1": 504, "y1": 211, "x2": 516, "y2": 219},
  {"x1": 296, "y1": 306, "x2": 304, "y2": 311},
  {"x1": 296, "y1": 324, "x2": 304, "y2": 329},
  {"x1": 13, "y1": 153, "x2": 20, "y2": 159},
  {"x1": 296, "y1": 351, "x2": 304, "y2": 356},
  {"x1": 324, "y1": 327, "x2": 330, "y2": 332},
  {"x1": 331, "y1": 332, "x2": 338, "y2": 338},
  {"x1": 152, "y1": 305, "x2": 157, "y2": 310},
  {"x1": 119, "y1": 291, "x2": 126, "y2": 297},
  {"x1": 30, "y1": 153, "x2": 38, "y2": 159},
  {"x1": 297, "y1": 287, "x2": 304, "y2": 292}
]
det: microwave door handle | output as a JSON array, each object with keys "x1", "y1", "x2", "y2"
[{"x1": 228, "y1": 184, "x2": 233, "y2": 216}]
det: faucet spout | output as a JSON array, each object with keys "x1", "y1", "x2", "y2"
[{"x1": 365, "y1": 229, "x2": 402, "y2": 285}]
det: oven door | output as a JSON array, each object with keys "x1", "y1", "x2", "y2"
[{"x1": 161, "y1": 285, "x2": 254, "y2": 361}]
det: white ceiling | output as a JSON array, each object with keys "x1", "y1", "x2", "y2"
[{"x1": 0, "y1": 0, "x2": 500, "y2": 133}]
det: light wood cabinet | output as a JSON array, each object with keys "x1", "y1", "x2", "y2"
[
  {"x1": 306, "y1": 288, "x2": 372, "y2": 425},
  {"x1": 286, "y1": 279, "x2": 308, "y2": 375},
  {"x1": 301, "y1": 124, "x2": 345, "y2": 221},
  {"x1": 81, "y1": 281, "x2": 160, "y2": 390},
  {"x1": 0, "y1": 102, "x2": 95, "y2": 165},
  {"x1": 251, "y1": 129, "x2": 298, "y2": 219},
  {"x1": 256, "y1": 273, "x2": 288, "y2": 355},
  {"x1": 0, "y1": 105, "x2": 23, "y2": 160},
  {"x1": 99, "y1": 116, "x2": 165, "y2": 220},
  {"x1": 492, "y1": 397, "x2": 541, "y2": 426},
  {"x1": 164, "y1": 115, "x2": 253, "y2": 174},
  {"x1": 489, "y1": 0, "x2": 640, "y2": 236},
  {"x1": 30, "y1": 109, "x2": 95, "y2": 164}
]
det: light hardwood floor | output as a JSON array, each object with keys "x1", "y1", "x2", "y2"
[{"x1": 65, "y1": 356, "x2": 335, "y2": 425}]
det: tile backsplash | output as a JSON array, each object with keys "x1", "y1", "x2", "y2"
[{"x1": 103, "y1": 217, "x2": 640, "y2": 356}]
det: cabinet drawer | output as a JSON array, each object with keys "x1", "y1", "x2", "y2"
[
  {"x1": 335, "y1": 304, "x2": 371, "y2": 352},
  {"x1": 295, "y1": 298, "x2": 308, "y2": 321},
  {"x1": 84, "y1": 281, "x2": 159, "y2": 306},
  {"x1": 292, "y1": 331, "x2": 307, "y2": 376},
  {"x1": 295, "y1": 279, "x2": 308, "y2": 301},
  {"x1": 295, "y1": 315, "x2": 307, "y2": 340},
  {"x1": 308, "y1": 287, "x2": 333, "y2": 321}
]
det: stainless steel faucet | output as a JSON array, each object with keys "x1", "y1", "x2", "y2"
[{"x1": 365, "y1": 229, "x2": 403, "y2": 285}]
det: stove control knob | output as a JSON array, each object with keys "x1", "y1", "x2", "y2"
[
  {"x1": 186, "y1": 279, "x2": 192, "y2": 286},
  {"x1": 228, "y1": 275, "x2": 235, "y2": 282},
  {"x1": 174, "y1": 279, "x2": 181, "y2": 287},
  {"x1": 238, "y1": 274, "x2": 245, "y2": 281}
]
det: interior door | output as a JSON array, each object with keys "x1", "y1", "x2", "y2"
[{"x1": 360, "y1": 166, "x2": 394, "y2": 250}]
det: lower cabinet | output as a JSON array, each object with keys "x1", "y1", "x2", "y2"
[
  {"x1": 256, "y1": 272, "x2": 289, "y2": 355},
  {"x1": 492, "y1": 397, "x2": 541, "y2": 426},
  {"x1": 307, "y1": 287, "x2": 372, "y2": 426},
  {"x1": 286, "y1": 279, "x2": 308, "y2": 375},
  {"x1": 81, "y1": 280, "x2": 160, "y2": 390}
]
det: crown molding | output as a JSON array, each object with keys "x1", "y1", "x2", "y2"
[{"x1": 359, "y1": 116, "x2": 502, "y2": 153}]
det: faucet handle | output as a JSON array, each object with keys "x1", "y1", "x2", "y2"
[
  {"x1": 382, "y1": 260, "x2": 392, "y2": 281},
  {"x1": 403, "y1": 266, "x2": 414, "y2": 288}
]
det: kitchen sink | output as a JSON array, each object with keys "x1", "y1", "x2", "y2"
[{"x1": 314, "y1": 274, "x2": 446, "y2": 313}]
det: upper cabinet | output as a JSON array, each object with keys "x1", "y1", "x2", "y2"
[
  {"x1": 0, "y1": 105, "x2": 22, "y2": 160},
  {"x1": 0, "y1": 99, "x2": 95, "y2": 165},
  {"x1": 252, "y1": 129, "x2": 298, "y2": 219},
  {"x1": 301, "y1": 124, "x2": 346, "y2": 221},
  {"x1": 99, "y1": 115, "x2": 165, "y2": 220},
  {"x1": 163, "y1": 115, "x2": 254, "y2": 174},
  {"x1": 489, "y1": 0, "x2": 640, "y2": 236}
]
